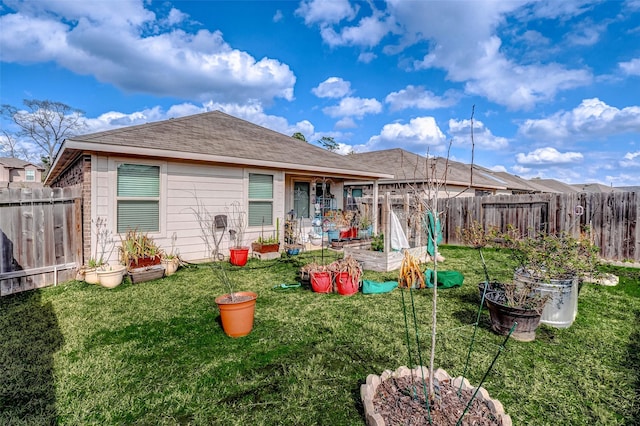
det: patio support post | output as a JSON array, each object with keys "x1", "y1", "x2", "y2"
[{"x1": 372, "y1": 180, "x2": 379, "y2": 235}]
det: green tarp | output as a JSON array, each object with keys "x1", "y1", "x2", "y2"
[
  {"x1": 362, "y1": 280, "x2": 398, "y2": 294},
  {"x1": 425, "y1": 269, "x2": 464, "y2": 289}
]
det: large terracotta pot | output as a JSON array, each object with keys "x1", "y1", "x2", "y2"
[{"x1": 215, "y1": 291, "x2": 258, "y2": 338}]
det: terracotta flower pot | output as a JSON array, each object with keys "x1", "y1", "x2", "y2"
[{"x1": 215, "y1": 291, "x2": 258, "y2": 338}]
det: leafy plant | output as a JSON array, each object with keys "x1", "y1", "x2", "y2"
[
  {"x1": 119, "y1": 229, "x2": 163, "y2": 267},
  {"x1": 370, "y1": 233, "x2": 384, "y2": 252},
  {"x1": 255, "y1": 235, "x2": 279, "y2": 245},
  {"x1": 483, "y1": 281, "x2": 550, "y2": 313},
  {"x1": 91, "y1": 217, "x2": 114, "y2": 268},
  {"x1": 497, "y1": 226, "x2": 600, "y2": 280}
]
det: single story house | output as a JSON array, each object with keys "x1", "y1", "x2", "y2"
[
  {"x1": 45, "y1": 111, "x2": 391, "y2": 265},
  {"x1": 343, "y1": 148, "x2": 508, "y2": 203},
  {"x1": 0, "y1": 157, "x2": 45, "y2": 188}
]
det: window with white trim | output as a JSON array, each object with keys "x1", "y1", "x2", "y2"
[
  {"x1": 248, "y1": 173, "x2": 273, "y2": 226},
  {"x1": 25, "y1": 170, "x2": 35, "y2": 182},
  {"x1": 116, "y1": 163, "x2": 160, "y2": 233}
]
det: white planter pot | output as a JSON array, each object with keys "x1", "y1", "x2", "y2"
[
  {"x1": 97, "y1": 265, "x2": 126, "y2": 289},
  {"x1": 162, "y1": 258, "x2": 179, "y2": 276},
  {"x1": 84, "y1": 268, "x2": 99, "y2": 284}
]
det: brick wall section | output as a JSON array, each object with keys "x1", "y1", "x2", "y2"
[{"x1": 50, "y1": 154, "x2": 92, "y2": 264}]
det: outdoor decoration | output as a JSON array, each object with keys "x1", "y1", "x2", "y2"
[{"x1": 227, "y1": 202, "x2": 249, "y2": 266}]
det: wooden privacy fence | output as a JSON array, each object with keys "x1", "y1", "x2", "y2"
[
  {"x1": 0, "y1": 186, "x2": 82, "y2": 296},
  {"x1": 441, "y1": 192, "x2": 639, "y2": 262},
  {"x1": 360, "y1": 191, "x2": 639, "y2": 262}
]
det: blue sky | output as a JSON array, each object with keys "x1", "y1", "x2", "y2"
[{"x1": 1, "y1": 0, "x2": 639, "y2": 186}]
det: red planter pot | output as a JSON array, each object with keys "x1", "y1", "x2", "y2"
[
  {"x1": 229, "y1": 247, "x2": 249, "y2": 266},
  {"x1": 310, "y1": 271, "x2": 332, "y2": 293},
  {"x1": 336, "y1": 272, "x2": 359, "y2": 296}
]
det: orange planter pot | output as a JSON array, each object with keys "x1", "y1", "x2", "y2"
[
  {"x1": 336, "y1": 272, "x2": 359, "y2": 296},
  {"x1": 215, "y1": 291, "x2": 258, "y2": 338}
]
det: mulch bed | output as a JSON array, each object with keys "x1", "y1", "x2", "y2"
[{"x1": 372, "y1": 375, "x2": 500, "y2": 425}]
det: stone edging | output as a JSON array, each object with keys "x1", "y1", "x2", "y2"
[{"x1": 360, "y1": 366, "x2": 512, "y2": 426}]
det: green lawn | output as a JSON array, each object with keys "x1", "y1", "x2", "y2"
[{"x1": 1, "y1": 246, "x2": 639, "y2": 425}]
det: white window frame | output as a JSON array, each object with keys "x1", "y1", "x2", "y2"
[
  {"x1": 25, "y1": 169, "x2": 35, "y2": 182},
  {"x1": 115, "y1": 161, "x2": 163, "y2": 234},
  {"x1": 248, "y1": 172, "x2": 274, "y2": 227}
]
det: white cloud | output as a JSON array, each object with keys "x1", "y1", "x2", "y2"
[
  {"x1": 80, "y1": 101, "x2": 314, "y2": 142},
  {"x1": 385, "y1": 85, "x2": 458, "y2": 111},
  {"x1": 322, "y1": 97, "x2": 382, "y2": 118},
  {"x1": 335, "y1": 117, "x2": 357, "y2": 129},
  {"x1": 273, "y1": 10, "x2": 283, "y2": 23},
  {"x1": 385, "y1": 1, "x2": 592, "y2": 110},
  {"x1": 621, "y1": 151, "x2": 640, "y2": 168},
  {"x1": 490, "y1": 165, "x2": 508, "y2": 173},
  {"x1": 319, "y1": 12, "x2": 395, "y2": 48},
  {"x1": 448, "y1": 119, "x2": 509, "y2": 150},
  {"x1": 518, "y1": 98, "x2": 640, "y2": 141},
  {"x1": 312, "y1": 77, "x2": 352, "y2": 98},
  {"x1": 295, "y1": 0, "x2": 357, "y2": 26},
  {"x1": 365, "y1": 116, "x2": 446, "y2": 151},
  {"x1": 0, "y1": 2, "x2": 296, "y2": 104},
  {"x1": 516, "y1": 147, "x2": 583, "y2": 165},
  {"x1": 358, "y1": 52, "x2": 376, "y2": 63},
  {"x1": 619, "y1": 58, "x2": 640, "y2": 76}
]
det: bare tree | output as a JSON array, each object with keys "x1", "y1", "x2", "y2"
[
  {"x1": 1, "y1": 99, "x2": 86, "y2": 169},
  {"x1": 0, "y1": 129, "x2": 27, "y2": 159}
]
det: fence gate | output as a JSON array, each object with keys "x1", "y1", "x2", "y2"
[{"x1": 0, "y1": 186, "x2": 82, "y2": 296}]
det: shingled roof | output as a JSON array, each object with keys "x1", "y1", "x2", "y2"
[
  {"x1": 0, "y1": 157, "x2": 43, "y2": 170},
  {"x1": 46, "y1": 111, "x2": 392, "y2": 183},
  {"x1": 349, "y1": 148, "x2": 506, "y2": 190}
]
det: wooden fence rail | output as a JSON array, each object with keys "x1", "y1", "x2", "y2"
[{"x1": 0, "y1": 186, "x2": 82, "y2": 296}]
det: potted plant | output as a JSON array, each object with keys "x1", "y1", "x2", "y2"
[
  {"x1": 305, "y1": 262, "x2": 332, "y2": 293},
  {"x1": 484, "y1": 281, "x2": 550, "y2": 342},
  {"x1": 252, "y1": 235, "x2": 280, "y2": 254},
  {"x1": 119, "y1": 229, "x2": 165, "y2": 283},
  {"x1": 227, "y1": 201, "x2": 249, "y2": 266},
  {"x1": 335, "y1": 255, "x2": 362, "y2": 296},
  {"x1": 499, "y1": 227, "x2": 600, "y2": 329},
  {"x1": 192, "y1": 194, "x2": 257, "y2": 337},
  {"x1": 161, "y1": 232, "x2": 180, "y2": 276}
]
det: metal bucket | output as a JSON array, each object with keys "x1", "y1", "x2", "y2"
[{"x1": 514, "y1": 269, "x2": 578, "y2": 328}]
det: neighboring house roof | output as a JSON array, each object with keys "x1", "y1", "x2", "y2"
[
  {"x1": 616, "y1": 186, "x2": 640, "y2": 192},
  {"x1": 347, "y1": 148, "x2": 507, "y2": 190},
  {"x1": 526, "y1": 178, "x2": 580, "y2": 194},
  {"x1": 46, "y1": 111, "x2": 393, "y2": 184},
  {"x1": 0, "y1": 157, "x2": 44, "y2": 170},
  {"x1": 571, "y1": 183, "x2": 622, "y2": 193},
  {"x1": 470, "y1": 165, "x2": 539, "y2": 193}
]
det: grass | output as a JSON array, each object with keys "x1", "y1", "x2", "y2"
[{"x1": 1, "y1": 245, "x2": 639, "y2": 425}]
